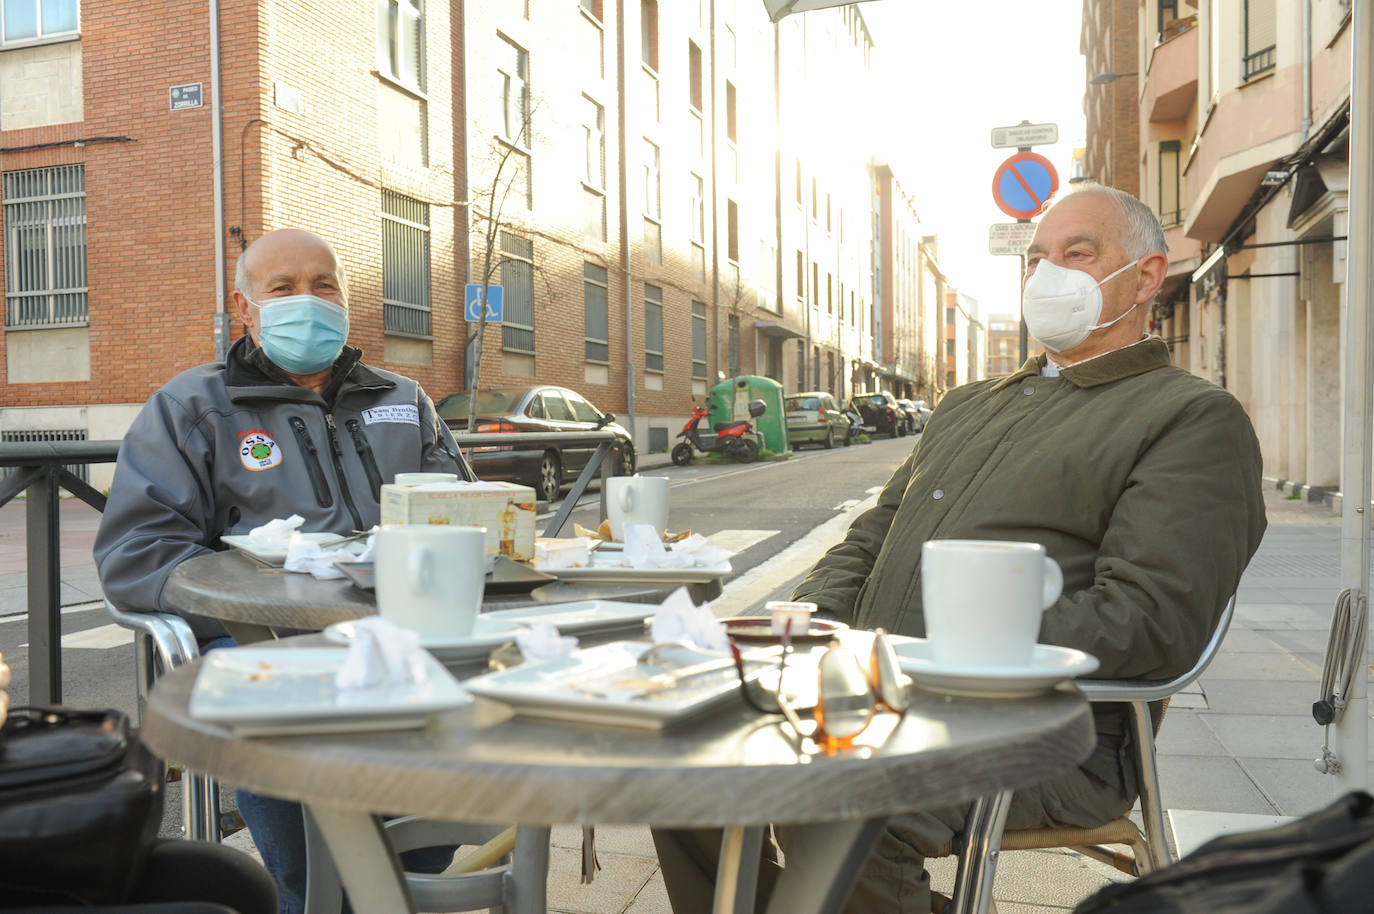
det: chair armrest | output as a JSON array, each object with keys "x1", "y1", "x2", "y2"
[
  {"x1": 1076, "y1": 679, "x2": 1183, "y2": 703},
  {"x1": 104, "y1": 599, "x2": 200, "y2": 668}
]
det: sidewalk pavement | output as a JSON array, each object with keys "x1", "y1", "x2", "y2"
[{"x1": 3, "y1": 477, "x2": 1366, "y2": 912}]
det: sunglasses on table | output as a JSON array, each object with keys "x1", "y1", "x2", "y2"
[{"x1": 730, "y1": 627, "x2": 909, "y2": 755}]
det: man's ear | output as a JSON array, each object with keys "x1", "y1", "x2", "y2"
[
  {"x1": 231, "y1": 290, "x2": 255, "y2": 334},
  {"x1": 1135, "y1": 252, "x2": 1168, "y2": 304}
]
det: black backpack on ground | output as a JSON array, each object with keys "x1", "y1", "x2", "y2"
[{"x1": 1073, "y1": 791, "x2": 1374, "y2": 914}]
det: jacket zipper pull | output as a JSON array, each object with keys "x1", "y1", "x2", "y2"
[{"x1": 325, "y1": 413, "x2": 344, "y2": 457}]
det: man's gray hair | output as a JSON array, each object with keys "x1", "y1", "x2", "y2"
[{"x1": 1065, "y1": 182, "x2": 1168, "y2": 259}]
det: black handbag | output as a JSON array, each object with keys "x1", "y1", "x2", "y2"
[
  {"x1": 0, "y1": 706, "x2": 164, "y2": 906},
  {"x1": 1072, "y1": 790, "x2": 1374, "y2": 914}
]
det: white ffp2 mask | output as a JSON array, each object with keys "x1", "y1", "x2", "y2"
[{"x1": 1021, "y1": 258, "x2": 1140, "y2": 352}]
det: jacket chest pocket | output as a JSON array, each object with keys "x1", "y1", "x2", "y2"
[{"x1": 288, "y1": 417, "x2": 334, "y2": 508}]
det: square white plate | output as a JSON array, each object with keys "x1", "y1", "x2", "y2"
[
  {"x1": 221, "y1": 532, "x2": 354, "y2": 566},
  {"x1": 464, "y1": 641, "x2": 775, "y2": 730},
  {"x1": 480, "y1": 601, "x2": 654, "y2": 636},
  {"x1": 190, "y1": 647, "x2": 469, "y2": 736},
  {"x1": 532, "y1": 550, "x2": 731, "y2": 584}
]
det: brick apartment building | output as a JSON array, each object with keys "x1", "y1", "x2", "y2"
[
  {"x1": 985, "y1": 313, "x2": 1020, "y2": 377},
  {"x1": 1080, "y1": 0, "x2": 1140, "y2": 194},
  {"x1": 1, "y1": 0, "x2": 939, "y2": 476}
]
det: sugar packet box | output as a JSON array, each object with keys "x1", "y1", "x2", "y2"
[{"x1": 379, "y1": 481, "x2": 537, "y2": 560}]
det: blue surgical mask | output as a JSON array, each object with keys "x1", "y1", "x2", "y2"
[{"x1": 249, "y1": 294, "x2": 349, "y2": 374}]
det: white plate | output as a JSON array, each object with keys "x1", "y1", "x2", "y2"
[
  {"x1": 464, "y1": 641, "x2": 776, "y2": 730},
  {"x1": 221, "y1": 532, "x2": 351, "y2": 566},
  {"x1": 532, "y1": 550, "x2": 732, "y2": 584},
  {"x1": 891, "y1": 638, "x2": 1100, "y2": 699},
  {"x1": 189, "y1": 647, "x2": 469, "y2": 736},
  {"x1": 481, "y1": 601, "x2": 654, "y2": 636},
  {"x1": 322, "y1": 615, "x2": 527, "y2": 663}
]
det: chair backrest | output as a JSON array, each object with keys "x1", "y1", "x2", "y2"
[{"x1": 1076, "y1": 594, "x2": 1236, "y2": 704}]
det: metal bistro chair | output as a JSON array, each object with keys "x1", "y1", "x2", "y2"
[
  {"x1": 104, "y1": 599, "x2": 222, "y2": 843},
  {"x1": 949, "y1": 594, "x2": 1238, "y2": 914}
]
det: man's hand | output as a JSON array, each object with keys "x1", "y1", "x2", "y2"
[{"x1": 0, "y1": 650, "x2": 10, "y2": 728}]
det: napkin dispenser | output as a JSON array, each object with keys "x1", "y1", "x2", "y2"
[{"x1": 380, "y1": 481, "x2": 537, "y2": 560}]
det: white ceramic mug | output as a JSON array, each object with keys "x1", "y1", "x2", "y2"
[
  {"x1": 920, "y1": 539, "x2": 1064, "y2": 667},
  {"x1": 393, "y1": 472, "x2": 459, "y2": 486},
  {"x1": 605, "y1": 476, "x2": 670, "y2": 540},
  {"x1": 374, "y1": 524, "x2": 485, "y2": 639}
]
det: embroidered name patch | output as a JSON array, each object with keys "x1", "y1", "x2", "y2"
[
  {"x1": 239, "y1": 432, "x2": 282, "y2": 471},
  {"x1": 361, "y1": 404, "x2": 420, "y2": 426}
]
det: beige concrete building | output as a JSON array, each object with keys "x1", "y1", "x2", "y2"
[{"x1": 1122, "y1": 0, "x2": 1352, "y2": 502}]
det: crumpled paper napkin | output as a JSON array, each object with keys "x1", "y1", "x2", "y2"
[
  {"x1": 622, "y1": 526, "x2": 733, "y2": 570},
  {"x1": 247, "y1": 514, "x2": 304, "y2": 547},
  {"x1": 283, "y1": 530, "x2": 375, "y2": 580},
  {"x1": 515, "y1": 621, "x2": 579, "y2": 663},
  {"x1": 335, "y1": 616, "x2": 430, "y2": 690},
  {"x1": 650, "y1": 586, "x2": 730, "y2": 653}
]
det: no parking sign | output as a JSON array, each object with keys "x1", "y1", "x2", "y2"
[{"x1": 991, "y1": 151, "x2": 1059, "y2": 220}]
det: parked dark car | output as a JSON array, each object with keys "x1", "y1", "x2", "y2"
[
  {"x1": 897, "y1": 398, "x2": 927, "y2": 434},
  {"x1": 848, "y1": 390, "x2": 907, "y2": 439},
  {"x1": 435, "y1": 386, "x2": 636, "y2": 501}
]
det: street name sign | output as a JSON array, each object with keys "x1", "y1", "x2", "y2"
[
  {"x1": 169, "y1": 83, "x2": 203, "y2": 111},
  {"x1": 991, "y1": 151, "x2": 1059, "y2": 220},
  {"x1": 465, "y1": 284, "x2": 503, "y2": 322},
  {"x1": 988, "y1": 222, "x2": 1038, "y2": 256},
  {"x1": 990, "y1": 122, "x2": 1059, "y2": 149}
]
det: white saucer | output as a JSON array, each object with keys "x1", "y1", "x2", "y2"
[
  {"x1": 323, "y1": 616, "x2": 527, "y2": 663},
  {"x1": 890, "y1": 638, "x2": 1099, "y2": 699}
]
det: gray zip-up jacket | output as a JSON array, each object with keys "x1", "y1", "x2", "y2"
[{"x1": 94, "y1": 336, "x2": 470, "y2": 639}]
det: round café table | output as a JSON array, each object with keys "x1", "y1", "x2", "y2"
[
  {"x1": 142, "y1": 631, "x2": 1095, "y2": 914},
  {"x1": 164, "y1": 550, "x2": 719, "y2": 644}
]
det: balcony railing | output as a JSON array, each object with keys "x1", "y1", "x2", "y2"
[
  {"x1": 1160, "y1": 209, "x2": 1186, "y2": 229},
  {"x1": 1243, "y1": 44, "x2": 1276, "y2": 80}
]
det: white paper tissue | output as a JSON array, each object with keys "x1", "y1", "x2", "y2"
[
  {"x1": 649, "y1": 587, "x2": 729, "y2": 653},
  {"x1": 336, "y1": 616, "x2": 430, "y2": 689}
]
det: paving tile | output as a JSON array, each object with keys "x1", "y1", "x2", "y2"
[
  {"x1": 1156, "y1": 710, "x2": 1229, "y2": 756},
  {"x1": 624, "y1": 871, "x2": 673, "y2": 914},
  {"x1": 929, "y1": 846, "x2": 1125, "y2": 912},
  {"x1": 1214, "y1": 628, "x2": 1290, "y2": 652},
  {"x1": 550, "y1": 824, "x2": 657, "y2": 858},
  {"x1": 545, "y1": 846, "x2": 657, "y2": 914},
  {"x1": 1234, "y1": 603, "x2": 1331, "y2": 624},
  {"x1": 1198, "y1": 677, "x2": 1320, "y2": 717},
  {"x1": 1202, "y1": 713, "x2": 1328, "y2": 760},
  {"x1": 1234, "y1": 586, "x2": 1294, "y2": 604},
  {"x1": 1239, "y1": 757, "x2": 1359, "y2": 818},
  {"x1": 1198, "y1": 652, "x2": 1320, "y2": 682},
  {"x1": 1261, "y1": 629, "x2": 1336, "y2": 654},
  {"x1": 1157, "y1": 755, "x2": 1275, "y2": 814},
  {"x1": 1168, "y1": 691, "x2": 1208, "y2": 710}
]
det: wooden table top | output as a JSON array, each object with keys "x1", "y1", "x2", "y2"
[
  {"x1": 142, "y1": 634, "x2": 1095, "y2": 830},
  {"x1": 163, "y1": 550, "x2": 704, "y2": 633}
]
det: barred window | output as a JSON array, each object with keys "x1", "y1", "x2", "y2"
[
  {"x1": 1, "y1": 0, "x2": 78, "y2": 44},
  {"x1": 500, "y1": 232, "x2": 535, "y2": 353},
  {"x1": 644, "y1": 285, "x2": 663, "y2": 372},
  {"x1": 381, "y1": 190, "x2": 431, "y2": 337},
  {"x1": 377, "y1": 0, "x2": 424, "y2": 91},
  {"x1": 584, "y1": 262, "x2": 609, "y2": 363},
  {"x1": 728, "y1": 315, "x2": 740, "y2": 377},
  {"x1": 691, "y1": 301, "x2": 707, "y2": 380},
  {"x1": 3, "y1": 165, "x2": 87, "y2": 328},
  {"x1": 1242, "y1": 0, "x2": 1276, "y2": 79}
]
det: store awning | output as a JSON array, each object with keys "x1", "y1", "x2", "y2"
[{"x1": 753, "y1": 320, "x2": 807, "y2": 340}]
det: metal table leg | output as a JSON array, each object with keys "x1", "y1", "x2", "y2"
[
  {"x1": 713, "y1": 825, "x2": 766, "y2": 914},
  {"x1": 763, "y1": 818, "x2": 886, "y2": 914},
  {"x1": 306, "y1": 805, "x2": 416, "y2": 913},
  {"x1": 951, "y1": 790, "x2": 1013, "y2": 914}
]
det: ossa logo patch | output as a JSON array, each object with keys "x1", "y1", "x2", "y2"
[{"x1": 239, "y1": 432, "x2": 283, "y2": 471}]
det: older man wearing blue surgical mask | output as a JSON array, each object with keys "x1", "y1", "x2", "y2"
[
  {"x1": 654, "y1": 185, "x2": 1268, "y2": 914},
  {"x1": 96, "y1": 228, "x2": 472, "y2": 914}
]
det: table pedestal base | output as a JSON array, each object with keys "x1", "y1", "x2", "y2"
[{"x1": 710, "y1": 818, "x2": 886, "y2": 914}]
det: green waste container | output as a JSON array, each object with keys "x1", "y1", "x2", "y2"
[{"x1": 707, "y1": 375, "x2": 790, "y2": 455}]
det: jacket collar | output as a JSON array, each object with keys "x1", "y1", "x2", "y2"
[
  {"x1": 992, "y1": 337, "x2": 1172, "y2": 391},
  {"x1": 224, "y1": 336, "x2": 394, "y2": 404}
]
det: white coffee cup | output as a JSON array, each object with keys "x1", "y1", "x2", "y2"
[
  {"x1": 394, "y1": 472, "x2": 459, "y2": 486},
  {"x1": 374, "y1": 524, "x2": 485, "y2": 639},
  {"x1": 920, "y1": 539, "x2": 1064, "y2": 667},
  {"x1": 605, "y1": 476, "x2": 670, "y2": 541}
]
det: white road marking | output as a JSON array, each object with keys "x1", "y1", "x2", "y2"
[
  {"x1": 866, "y1": 486, "x2": 883, "y2": 494},
  {"x1": 0, "y1": 600, "x2": 107, "y2": 624},
  {"x1": 709, "y1": 492, "x2": 881, "y2": 617},
  {"x1": 832, "y1": 498, "x2": 861, "y2": 511},
  {"x1": 20, "y1": 622, "x2": 133, "y2": 650},
  {"x1": 703, "y1": 529, "x2": 778, "y2": 554}
]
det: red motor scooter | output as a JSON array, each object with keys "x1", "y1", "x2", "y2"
[{"x1": 671, "y1": 399, "x2": 767, "y2": 466}]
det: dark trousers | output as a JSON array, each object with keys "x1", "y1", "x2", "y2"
[{"x1": 653, "y1": 752, "x2": 1136, "y2": 914}]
